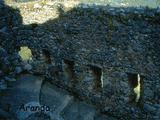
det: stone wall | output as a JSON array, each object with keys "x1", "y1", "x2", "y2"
[{"x1": 0, "y1": 1, "x2": 160, "y2": 119}]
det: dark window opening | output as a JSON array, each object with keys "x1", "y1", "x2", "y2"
[
  {"x1": 127, "y1": 73, "x2": 144, "y2": 104},
  {"x1": 88, "y1": 64, "x2": 103, "y2": 91},
  {"x1": 63, "y1": 59, "x2": 75, "y2": 79},
  {"x1": 42, "y1": 49, "x2": 52, "y2": 64}
]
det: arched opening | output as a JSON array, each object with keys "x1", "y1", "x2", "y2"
[{"x1": 18, "y1": 46, "x2": 32, "y2": 61}]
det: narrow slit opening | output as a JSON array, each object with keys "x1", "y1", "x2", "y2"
[
  {"x1": 42, "y1": 49, "x2": 51, "y2": 64},
  {"x1": 63, "y1": 59, "x2": 75, "y2": 79},
  {"x1": 88, "y1": 65, "x2": 103, "y2": 91},
  {"x1": 127, "y1": 73, "x2": 144, "y2": 104}
]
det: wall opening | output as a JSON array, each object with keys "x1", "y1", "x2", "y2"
[
  {"x1": 18, "y1": 46, "x2": 32, "y2": 61},
  {"x1": 42, "y1": 49, "x2": 52, "y2": 64},
  {"x1": 88, "y1": 65, "x2": 103, "y2": 91},
  {"x1": 63, "y1": 59, "x2": 75, "y2": 79},
  {"x1": 127, "y1": 73, "x2": 144, "y2": 104}
]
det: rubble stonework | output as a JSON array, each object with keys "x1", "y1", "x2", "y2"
[{"x1": 0, "y1": 0, "x2": 160, "y2": 120}]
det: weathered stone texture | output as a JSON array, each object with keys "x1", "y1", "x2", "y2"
[{"x1": 0, "y1": 1, "x2": 160, "y2": 119}]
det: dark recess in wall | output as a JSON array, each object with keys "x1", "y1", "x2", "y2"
[
  {"x1": 87, "y1": 64, "x2": 102, "y2": 91},
  {"x1": 63, "y1": 59, "x2": 75, "y2": 79},
  {"x1": 127, "y1": 73, "x2": 144, "y2": 105},
  {"x1": 42, "y1": 49, "x2": 52, "y2": 64}
]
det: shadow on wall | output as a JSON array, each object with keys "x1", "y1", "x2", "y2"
[
  {"x1": 0, "y1": 0, "x2": 22, "y2": 52},
  {"x1": 0, "y1": 0, "x2": 160, "y2": 62},
  {"x1": 14, "y1": 0, "x2": 160, "y2": 75},
  {"x1": 1, "y1": 0, "x2": 160, "y2": 100},
  {"x1": 0, "y1": 0, "x2": 160, "y2": 119}
]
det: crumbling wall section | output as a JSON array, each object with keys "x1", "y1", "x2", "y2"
[{"x1": 1, "y1": 2, "x2": 160, "y2": 119}]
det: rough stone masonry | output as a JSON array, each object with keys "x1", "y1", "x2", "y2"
[{"x1": 0, "y1": 0, "x2": 160, "y2": 120}]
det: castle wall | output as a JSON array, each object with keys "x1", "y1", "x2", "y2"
[{"x1": 1, "y1": 2, "x2": 160, "y2": 119}]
